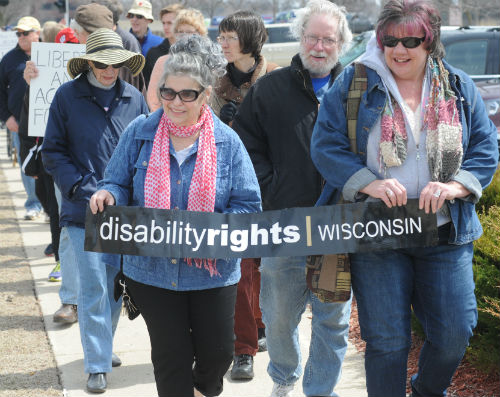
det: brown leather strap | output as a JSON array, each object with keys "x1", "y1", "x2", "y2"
[{"x1": 346, "y1": 63, "x2": 367, "y2": 154}]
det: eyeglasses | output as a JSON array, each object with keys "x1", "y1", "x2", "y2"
[
  {"x1": 216, "y1": 35, "x2": 239, "y2": 44},
  {"x1": 159, "y1": 86, "x2": 204, "y2": 102},
  {"x1": 16, "y1": 31, "x2": 33, "y2": 37},
  {"x1": 382, "y1": 36, "x2": 426, "y2": 49},
  {"x1": 92, "y1": 61, "x2": 125, "y2": 70},
  {"x1": 127, "y1": 13, "x2": 144, "y2": 19},
  {"x1": 303, "y1": 35, "x2": 338, "y2": 48}
]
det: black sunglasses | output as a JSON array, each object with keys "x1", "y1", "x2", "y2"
[
  {"x1": 382, "y1": 36, "x2": 426, "y2": 49},
  {"x1": 16, "y1": 31, "x2": 33, "y2": 37},
  {"x1": 159, "y1": 86, "x2": 205, "y2": 102},
  {"x1": 127, "y1": 13, "x2": 144, "y2": 19},
  {"x1": 92, "y1": 61, "x2": 125, "y2": 70}
]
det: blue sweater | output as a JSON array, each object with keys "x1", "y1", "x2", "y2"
[{"x1": 42, "y1": 74, "x2": 149, "y2": 227}]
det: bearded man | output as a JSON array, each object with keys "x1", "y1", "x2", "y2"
[{"x1": 232, "y1": 1, "x2": 353, "y2": 396}]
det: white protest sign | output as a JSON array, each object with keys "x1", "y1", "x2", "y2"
[
  {"x1": 28, "y1": 42, "x2": 85, "y2": 137},
  {"x1": 0, "y1": 31, "x2": 18, "y2": 59},
  {"x1": 0, "y1": 31, "x2": 17, "y2": 58}
]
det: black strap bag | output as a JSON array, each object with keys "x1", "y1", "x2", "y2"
[
  {"x1": 21, "y1": 137, "x2": 43, "y2": 177},
  {"x1": 305, "y1": 63, "x2": 367, "y2": 303},
  {"x1": 114, "y1": 256, "x2": 141, "y2": 320}
]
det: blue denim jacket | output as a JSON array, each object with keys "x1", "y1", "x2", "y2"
[
  {"x1": 98, "y1": 108, "x2": 262, "y2": 291},
  {"x1": 311, "y1": 61, "x2": 498, "y2": 245}
]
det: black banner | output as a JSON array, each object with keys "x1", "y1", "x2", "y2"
[{"x1": 84, "y1": 199, "x2": 437, "y2": 258}]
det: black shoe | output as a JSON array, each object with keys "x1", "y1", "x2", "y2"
[
  {"x1": 44, "y1": 243, "x2": 54, "y2": 256},
  {"x1": 258, "y1": 328, "x2": 267, "y2": 352},
  {"x1": 87, "y1": 373, "x2": 107, "y2": 393},
  {"x1": 230, "y1": 354, "x2": 254, "y2": 380},
  {"x1": 112, "y1": 352, "x2": 122, "y2": 367}
]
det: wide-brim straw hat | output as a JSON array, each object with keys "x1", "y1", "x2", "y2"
[{"x1": 67, "y1": 28, "x2": 145, "y2": 78}]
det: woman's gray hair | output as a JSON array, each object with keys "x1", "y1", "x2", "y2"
[
  {"x1": 290, "y1": 0, "x2": 352, "y2": 50},
  {"x1": 157, "y1": 35, "x2": 227, "y2": 97}
]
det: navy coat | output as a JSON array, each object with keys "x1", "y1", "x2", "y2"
[{"x1": 42, "y1": 73, "x2": 149, "y2": 227}]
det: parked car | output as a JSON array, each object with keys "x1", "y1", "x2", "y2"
[
  {"x1": 210, "y1": 16, "x2": 224, "y2": 26},
  {"x1": 274, "y1": 10, "x2": 297, "y2": 24},
  {"x1": 347, "y1": 13, "x2": 374, "y2": 33},
  {"x1": 476, "y1": 79, "x2": 500, "y2": 146},
  {"x1": 261, "y1": 15, "x2": 274, "y2": 24},
  {"x1": 260, "y1": 23, "x2": 299, "y2": 66}
]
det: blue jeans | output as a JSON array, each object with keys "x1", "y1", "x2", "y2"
[
  {"x1": 58, "y1": 226, "x2": 79, "y2": 305},
  {"x1": 350, "y1": 242, "x2": 477, "y2": 397},
  {"x1": 11, "y1": 131, "x2": 41, "y2": 211},
  {"x1": 260, "y1": 256, "x2": 351, "y2": 397},
  {"x1": 66, "y1": 226, "x2": 122, "y2": 373}
]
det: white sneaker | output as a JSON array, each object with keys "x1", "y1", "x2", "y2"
[
  {"x1": 270, "y1": 383, "x2": 294, "y2": 397},
  {"x1": 24, "y1": 209, "x2": 40, "y2": 220}
]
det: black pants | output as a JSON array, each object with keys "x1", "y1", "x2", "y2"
[
  {"x1": 35, "y1": 170, "x2": 60, "y2": 261},
  {"x1": 126, "y1": 278, "x2": 237, "y2": 397}
]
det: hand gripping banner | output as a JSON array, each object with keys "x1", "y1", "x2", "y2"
[{"x1": 84, "y1": 199, "x2": 438, "y2": 259}]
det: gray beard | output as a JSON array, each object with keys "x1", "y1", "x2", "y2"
[{"x1": 299, "y1": 48, "x2": 338, "y2": 78}]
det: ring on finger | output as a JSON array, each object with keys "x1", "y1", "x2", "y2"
[
  {"x1": 386, "y1": 189, "x2": 393, "y2": 197},
  {"x1": 433, "y1": 189, "x2": 442, "y2": 198}
]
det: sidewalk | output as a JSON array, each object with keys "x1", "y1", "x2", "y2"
[{"x1": 0, "y1": 131, "x2": 367, "y2": 397}]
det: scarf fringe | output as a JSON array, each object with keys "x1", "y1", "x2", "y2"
[
  {"x1": 186, "y1": 258, "x2": 220, "y2": 278},
  {"x1": 380, "y1": 104, "x2": 408, "y2": 167}
]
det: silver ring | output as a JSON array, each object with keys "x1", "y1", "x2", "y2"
[
  {"x1": 386, "y1": 189, "x2": 393, "y2": 197},
  {"x1": 433, "y1": 189, "x2": 442, "y2": 198}
]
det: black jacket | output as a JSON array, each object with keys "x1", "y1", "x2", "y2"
[
  {"x1": 232, "y1": 54, "x2": 343, "y2": 211},
  {"x1": 0, "y1": 45, "x2": 29, "y2": 122},
  {"x1": 143, "y1": 39, "x2": 170, "y2": 87}
]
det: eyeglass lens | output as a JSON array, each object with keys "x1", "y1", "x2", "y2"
[
  {"x1": 159, "y1": 87, "x2": 202, "y2": 102},
  {"x1": 382, "y1": 36, "x2": 425, "y2": 48},
  {"x1": 93, "y1": 61, "x2": 125, "y2": 70}
]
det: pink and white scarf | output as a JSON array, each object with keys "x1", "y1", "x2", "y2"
[{"x1": 144, "y1": 105, "x2": 219, "y2": 276}]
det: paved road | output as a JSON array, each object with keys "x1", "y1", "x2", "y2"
[{"x1": 1, "y1": 132, "x2": 367, "y2": 397}]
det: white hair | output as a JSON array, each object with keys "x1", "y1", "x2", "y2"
[{"x1": 290, "y1": 0, "x2": 352, "y2": 50}]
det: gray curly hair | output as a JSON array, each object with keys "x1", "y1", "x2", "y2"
[
  {"x1": 157, "y1": 35, "x2": 227, "y2": 98},
  {"x1": 290, "y1": 0, "x2": 352, "y2": 50}
]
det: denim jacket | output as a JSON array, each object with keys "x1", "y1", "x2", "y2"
[
  {"x1": 98, "y1": 108, "x2": 262, "y2": 291},
  {"x1": 311, "y1": 60, "x2": 498, "y2": 245}
]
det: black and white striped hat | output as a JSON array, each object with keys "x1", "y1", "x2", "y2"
[{"x1": 67, "y1": 28, "x2": 145, "y2": 78}]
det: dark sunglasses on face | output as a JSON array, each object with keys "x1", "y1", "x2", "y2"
[
  {"x1": 382, "y1": 35, "x2": 426, "y2": 49},
  {"x1": 16, "y1": 31, "x2": 33, "y2": 37},
  {"x1": 92, "y1": 61, "x2": 125, "y2": 70},
  {"x1": 127, "y1": 13, "x2": 144, "y2": 19},
  {"x1": 159, "y1": 86, "x2": 204, "y2": 102}
]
